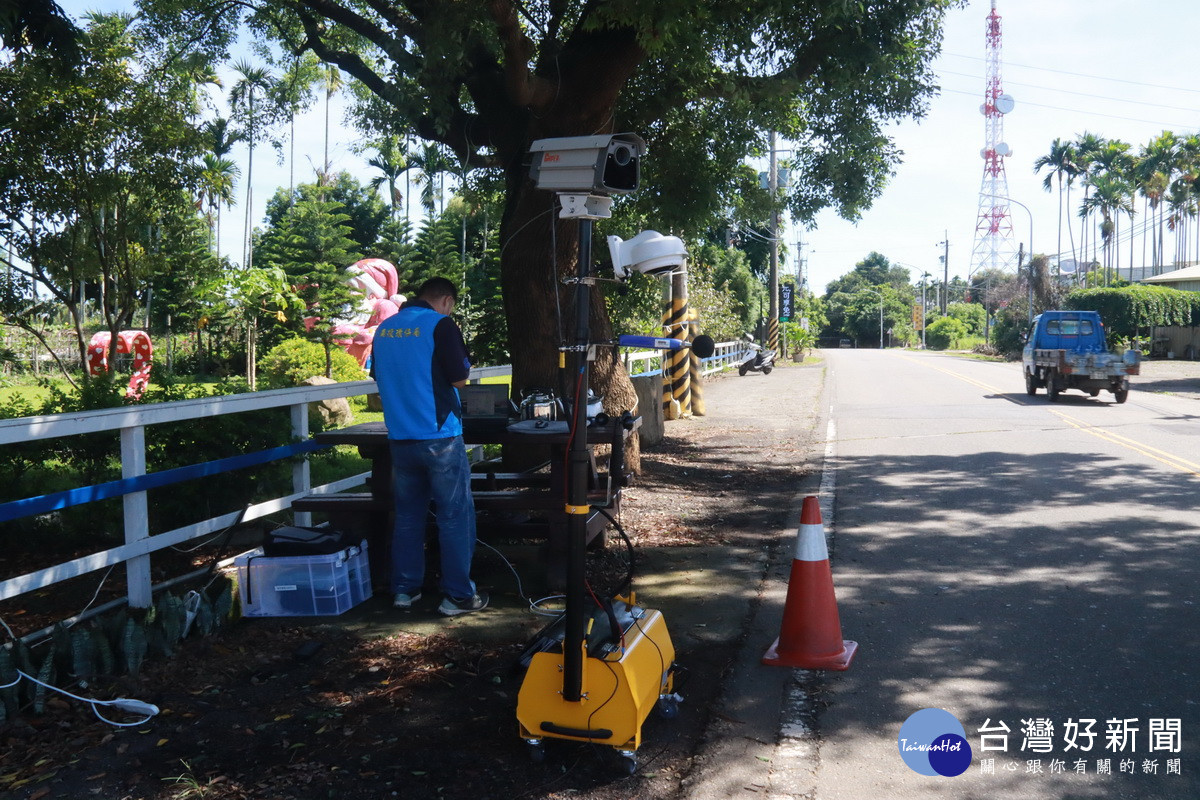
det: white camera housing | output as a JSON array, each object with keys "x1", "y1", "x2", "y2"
[
  {"x1": 529, "y1": 133, "x2": 646, "y2": 194},
  {"x1": 607, "y1": 230, "x2": 687, "y2": 280}
]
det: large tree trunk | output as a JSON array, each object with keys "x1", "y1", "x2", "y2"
[{"x1": 495, "y1": 33, "x2": 645, "y2": 471}]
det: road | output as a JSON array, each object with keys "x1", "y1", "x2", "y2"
[{"x1": 812, "y1": 349, "x2": 1200, "y2": 799}]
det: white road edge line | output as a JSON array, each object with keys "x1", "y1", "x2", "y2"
[{"x1": 767, "y1": 408, "x2": 838, "y2": 800}]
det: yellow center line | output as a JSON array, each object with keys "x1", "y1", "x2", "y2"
[
  {"x1": 1049, "y1": 409, "x2": 1200, "y2": 476},
  {"x1": 894, "y1": 352, "x2": 1011, "y2": 397},
  {"x1": 896, "y1": 352, "x2": 1200, "y2": 478}
]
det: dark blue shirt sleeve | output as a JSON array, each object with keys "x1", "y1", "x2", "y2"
[{"x1": 433, "y1": 317, "x2": 471, "y2": 383}]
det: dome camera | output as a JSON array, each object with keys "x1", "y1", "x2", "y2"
[{"x1": 607, "y1": 230, "x2": 688, "y2": 281}]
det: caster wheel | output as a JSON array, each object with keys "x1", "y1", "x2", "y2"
[
  {"x1": 657, "y1": 695, "x2": 681, "y2": 719},
  {"x1": 526, "y1": 740, "x2": 546, "y2": 764},
  {"x1": 617, "y1": 750, "x2": 637, "y2": 775}
]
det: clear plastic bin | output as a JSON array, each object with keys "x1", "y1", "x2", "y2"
[{"x1": 236, "y1": 541, "x2": 371, "y2": 617}]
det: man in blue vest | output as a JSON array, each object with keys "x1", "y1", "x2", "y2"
[{"x1": 372, "y1": 277, "x2": 487, "y2": 615}]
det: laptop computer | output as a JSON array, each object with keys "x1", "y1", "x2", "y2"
[{"x1": 460, "y1": 384, "x2": 513, "y2": 435}]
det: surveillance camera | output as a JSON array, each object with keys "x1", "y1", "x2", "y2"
[
  {"x1": 607, "y1": 230, "x2": 687, "y2": 280},
  {"x1": 529, "y1": 133, "x2": 646, "y2": 194}
]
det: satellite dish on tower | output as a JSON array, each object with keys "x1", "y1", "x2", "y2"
[
  {"x1": 996, "y1": 94, "x2": 1015, "y2": 114},
  {"x1": 996, "y1": 142, "x2": 1012, "y2": 157}
]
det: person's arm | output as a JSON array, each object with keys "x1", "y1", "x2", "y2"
[{"x1": 433, "y1": 317, "x2": 472, "y2": 388}]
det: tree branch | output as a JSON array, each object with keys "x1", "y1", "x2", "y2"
[
  {"x1": 358, "y1": 0, "x2": 418, "y2": 39},
  {"x1": 486, "y1": 0, "x2": 553, "y2": 108},
  {"x1": 286, "y1": 0, "x2": 420, "y2": 75},
  {"x1": 293, "y1": 9, "x2": 411, "y2": 111}
]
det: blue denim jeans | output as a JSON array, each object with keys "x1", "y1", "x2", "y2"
[{"x1": 389, "y1": 436, "x2": 477, "y2": 600}]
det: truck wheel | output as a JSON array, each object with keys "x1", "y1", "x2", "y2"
[
  {"x1": 1025, "y1": 371, "x2": 1037, "y2": 396},
  {"x1": 1114, "y1": 387, "x2": 1129, "y2": 404},
  {"x1": 1047, "y1": 372, "x2": 1060, "y2": 402}
]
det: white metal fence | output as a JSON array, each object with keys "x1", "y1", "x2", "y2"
[{"x1": 0, "y1": 345, "x2": 745, "y2": 630}]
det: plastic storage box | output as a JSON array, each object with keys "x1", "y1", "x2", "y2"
[{"x1": 236, "y1": 541, "x2": 371, "y2": 617}]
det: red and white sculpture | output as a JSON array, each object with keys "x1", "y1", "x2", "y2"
[
  {"x1": 330, "y1": 258, "x2": 406, "y2": 366},
  {"x1": 87, "y1": 330, "x2": 153, "y2": 399}
]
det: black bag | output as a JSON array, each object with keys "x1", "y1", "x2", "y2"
[{"x1": 262, "y1": 525, "x2": 358, "y2": 557}]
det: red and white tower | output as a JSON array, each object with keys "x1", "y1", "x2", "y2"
[{"x1": 970, "y1": 0, "x2": 1019, "y2": 276}]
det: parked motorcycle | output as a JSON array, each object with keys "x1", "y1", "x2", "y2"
[{"x1": 737, "y1": 335, "x2": 776, "y2": 376}]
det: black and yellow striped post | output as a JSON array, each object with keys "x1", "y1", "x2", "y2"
[
  {"x1": 661, "y1": 273, "x2": 690, "y2": 419},
  {"x1": 767, "y1": 315, "x2": 780, "y2": 356},
  {"x1": 687, "y1": 308, "x2": 706, "y2": 416}
]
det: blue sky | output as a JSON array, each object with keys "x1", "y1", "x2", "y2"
[{"x1": 58, "y1": 0, "x2": 1200, "y2": 293}]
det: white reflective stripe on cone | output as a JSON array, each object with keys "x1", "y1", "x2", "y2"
[{"x1": 793, "y1": 523, "x2": 829, "y2": 562}]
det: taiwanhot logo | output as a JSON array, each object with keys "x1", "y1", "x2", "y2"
[{"x1": 898, "y1": 708, "x2": 973, "y2": 777}]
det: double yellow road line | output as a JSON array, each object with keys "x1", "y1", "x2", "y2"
[
  {"x1": 898, "y1": 352, "x2": 1200, "y2": 478},
  {"x1": 1049, "y1": 410, "x2": 1200, "y2": 478}
]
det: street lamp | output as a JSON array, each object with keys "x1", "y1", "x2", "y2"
[
  {"x1": 862, "y1": 287, "x2": 884, "y2": 349},
  {"x1": 984, "y1": 193, "x2": 1035, "y2": 324}
]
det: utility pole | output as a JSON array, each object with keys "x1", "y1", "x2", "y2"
[
  {"x1": 768, "y1": 131, "x2": 780, "y2": 353},
  {"x1": 921, "y1": 273, "x2": 930, "y2": 349},
  {"x1": 939, "y1": 233, "x2": 949, "y2": 314}
]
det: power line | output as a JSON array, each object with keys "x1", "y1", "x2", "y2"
[
  {"x1": 942, "y1": 52, "x2": 1200, "y2": 95},
  {"x1": 939, "y1": 86, "x2": 1196, "y2": 130},
  {"x1": 939, "y1": 69, "x2": 1200, "y2": 114}
]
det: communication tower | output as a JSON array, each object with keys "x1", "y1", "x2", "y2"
[{"x1": 969, "y1": 0, "x2": 1020, "y2": 276}]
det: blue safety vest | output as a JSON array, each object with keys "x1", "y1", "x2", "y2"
[{"x1": 373, "y1": 304, "x2": 463, "y2": 440}]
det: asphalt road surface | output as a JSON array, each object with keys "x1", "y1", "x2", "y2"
[{"x1": 813, "y1": 349, "x2": 1200, "y2": 799}]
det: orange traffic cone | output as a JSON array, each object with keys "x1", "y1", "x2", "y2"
[{"x1": 763, "y1": 495, "x2": 857, "y2": 670}]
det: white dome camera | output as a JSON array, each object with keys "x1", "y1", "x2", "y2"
[{"x1": 607, "y1": 230, "x2": 687, "y2": 281}]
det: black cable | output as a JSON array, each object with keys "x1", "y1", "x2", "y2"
[
  {"x1": 585, "y1": 655, "x2": 621, "y2": 742},
  {"x1": 202, "y1": 504, "x2": 251, "y2": 586},
  {"x1": 593, "y1": 506, "x2": 635, "y2": 597}
]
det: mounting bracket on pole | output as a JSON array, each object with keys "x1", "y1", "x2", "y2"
[{"x1": 558, "y1": 194, "x2": 612, "y2": 220}]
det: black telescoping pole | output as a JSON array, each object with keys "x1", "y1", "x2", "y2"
[{"x1": 562, "y1": 215, "x2": 593, "y2": 702}]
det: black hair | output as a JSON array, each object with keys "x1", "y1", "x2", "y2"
[{"x1": 417, "y1": 276, "x2": 459, "y2": 302}]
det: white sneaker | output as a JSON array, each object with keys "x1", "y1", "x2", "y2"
[
  {"x1": 438, "y1": 591, "x2": 489, "y2": 616},
  {"x1": 393, "y1": 591, "x2": 422, "y2": 609}
]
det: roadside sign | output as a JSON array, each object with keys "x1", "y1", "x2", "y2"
[{"x1": 780, "y1": 284, "x2": 794, "y2": 322}]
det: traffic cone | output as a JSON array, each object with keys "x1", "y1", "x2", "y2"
[{"x1": 762, "y1": 495, "x2": 858, "y2": 670}]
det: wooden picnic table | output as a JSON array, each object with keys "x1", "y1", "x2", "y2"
[{"x1": 299, "y1": 416, "x2": 641, "y2": 589}]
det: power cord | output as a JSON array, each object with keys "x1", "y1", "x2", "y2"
[
  {"x1": 1, "y1": 669, "x2": 159, "y2": 727},
  {"x1": 475, "y1": 540, "x2": 567, "y2": 618}
]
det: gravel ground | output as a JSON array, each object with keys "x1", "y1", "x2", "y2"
[{"x1": 1131, "y1": 358, "x2": 1200, "y2": 401}]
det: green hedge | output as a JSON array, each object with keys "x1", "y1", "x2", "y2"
[{"x1": 1064, "y1": 285, "x2": 1200, "y2": 338}]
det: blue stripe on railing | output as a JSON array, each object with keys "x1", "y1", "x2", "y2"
[{"x1": 0, "y1": 438, "x2": 329, "y2": 524}]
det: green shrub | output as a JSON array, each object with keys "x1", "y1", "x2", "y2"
[
  {"x1": 925, "y1": 317, "x2": 969, "y2": 350},
  {"x1": 991, "y1": 309, "x2": 1028, "y2": 358},
  {"x1": 259, "y1": 338, "x2": 367, "y2": 388}
]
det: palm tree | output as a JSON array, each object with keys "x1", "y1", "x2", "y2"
[
  {"x1": 322, "y1": 64, "x2": 343, "y2": 183},
  {"x1": 199, "y1": 154, "x2": 239, "y2": 252},
  {"x1": 203, "y1": 116, "x2": 242, "y2": 159},
  {"x1": 199, "y1": 118, "x2": 243, "y2": 259},
  {"x1": 367, "y1": 135, "x2": 409, "y2": 219},
  {"x1": 1165, "y1": 182, "x2": 1194, "y2": 266},
  {"x1": 1081, "y1": 172, "x2": 1134, "y2": 284},
  {"x1": 275, "y1": 54, "x2": 319, "y2": 193},
  {"x1": 1136, "y1": 131, "x2": 1178, "y2": 273},
  {"x1": 1034, "y1": 138, "x2": 1079, "y2": 277},
  {"x1": 410, "y1": 143, "x2": 452, "y2": 216},
  {"x1": 1073, "y1": 132, "x2": 1105, "y2": 279},
  {"x1": 1171, "y1": 133, "x2": 1200, "y2": 266},
  {"x1": 229, "y1": 60, "x2": 273, "y2": 268}
]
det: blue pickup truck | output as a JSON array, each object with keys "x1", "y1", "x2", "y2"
[{"x1": 1022, "y1": 310, "x2": 1140, "y2": 404}]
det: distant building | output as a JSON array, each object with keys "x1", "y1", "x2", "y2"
[
  {"x1": 1139, "y1": 265, "x2": 1200, "y2": 359},
  {"x1": 1140, "y1": 264, "x2": 1200, "y2": 293}
]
